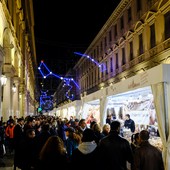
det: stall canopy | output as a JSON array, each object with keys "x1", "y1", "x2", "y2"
[{"x1": 81, "y1": 64, "x2": 170, "y2": 169}]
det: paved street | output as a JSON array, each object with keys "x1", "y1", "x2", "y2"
[{"x1": 0, "y1": 152, "x2": 14, "y2": 170}]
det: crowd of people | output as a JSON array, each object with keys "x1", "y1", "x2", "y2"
[{"x1": 0, "y1": 114, "x2": 164, "y2": 170}]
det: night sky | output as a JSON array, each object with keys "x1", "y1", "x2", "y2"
[{"x1": 33, "y1": 0, "x2": 121, "y2": 95}]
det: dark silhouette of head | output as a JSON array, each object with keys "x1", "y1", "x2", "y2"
[
  {"x1": 110, "y1": 121, "x2": 120, "y2": 131},
  {"x1": 140, "y1": 130, "x2": 149, "y2": 141}
]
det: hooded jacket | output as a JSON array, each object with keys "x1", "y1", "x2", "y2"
[{"x1": 71, "y1": 141, "x2": 99, "y2": 170}]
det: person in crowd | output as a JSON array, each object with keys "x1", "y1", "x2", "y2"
[
  {"x1": 106, "y1": 114, "x2": 112, "y2": 125},
  {"x1": 49, "y1": 119, "x2": 58, "y2": 136},
  {"x1": 133, "y1": 130, "x2": 164, "y2": 170},
  {"x1": 98, "y1": 120, "x2": 133, "y2": 169},
  {"x1": 5, "y1": 120, "x2": 15, "y2": 154},
  {"x1": 65, "y1": 127, "x2": 81, "y2": 160},
  {"x1": 37, "y1": 136, "x2": 69, "y2": 170},
  {"x1": 34, "y1": 118, "x2": 41, "y2": 136},
  {"x1": 71, "y1": 118, "x2": 79, "y2": 131},
  {"x1": 68, "y1": 116, "x2": 74, "y2": 127},
  {"x1": 124, "y1": 114, "x2": 135, "y2": 133},
  {"x1": 117, "y1": 112, "x2": 124, "y2": 137},
  {"x1": 13, "y1": 118, "x2": 25, "y2": 170},
  {"x1": 18, "y1": 128, "x2": 37, "y2": 170},
  {"x1": 23, "y1": 116, "x2": 35, "y2": 136},
  {"x1": 0, "y1": 121, "x2": 5, "y2": 166},
  {"x1": 101, "y1": 123, "x2": 110, "y2": 137},
  {"x1": 34, "y1": 123, "x2": 52, "y2": 159},
  {"x1": 76, "y1": 119, "x2": 87, "y2": 137},
  {"x1": 71, "y1": 128, "x2": 99, "y2": 169},
  {"x1": 91, "y1": 123, "x2": 105, "y2": 145},
  {"x1": 57, "y1": 118, "x2": 68, "y2": 146},
  {"x1": 90, "y1": 121, "x2": 96, "y2": 129},
  {"x1": 7, "y1": 116, "x2": 14, "y2": 126},
  {"x1": 131, "y1": 132, "x2": 140, "y2": 153}
]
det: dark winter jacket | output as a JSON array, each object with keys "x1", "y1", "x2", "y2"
[
  {"x1": 98, "y1": 130, "x2": 133, "y2": 170},
  {"x1": 133, "y1": 141, "x2": 164, "y2": 170}
]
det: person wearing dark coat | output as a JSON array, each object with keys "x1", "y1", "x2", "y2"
[
  {"x1": 13, "y1": 118, "x2": 24, "y2": 170},
  {"x1": 71, "y1": 128, "x2": 99, "y2": 170},
  {"x1": 0, "y1": 121, "x2": 5, "y2": 166},
  {"x1": 133, "y1": 130, "x2": 164, "y2": 170},
  {"x1": 124, "y1": 114, "x2": 135, "y2": 133},
  {"x1": 18, "y1": 128, "x2": 37, "y2": 170},
  {"x1": 98, "y1": 120, "x2": 133, "y2": 170},
  {"x1": 34, "y1": 123, "x2": 52, "y2": 159}
]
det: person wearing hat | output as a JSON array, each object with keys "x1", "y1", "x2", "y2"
[
  {"x1": 65, "y1": 127, "x2": 81, "y2": 160},
  {"x1": 133, "y1": 130, "x2": 164, "y2": 170},
  {"x1": 70, "y1": 128, "x2": 99, "y2": 169}
]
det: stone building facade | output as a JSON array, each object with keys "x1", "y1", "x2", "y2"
[{"x1": 0, "y1": 0, "x2": 38, "y2": 120}]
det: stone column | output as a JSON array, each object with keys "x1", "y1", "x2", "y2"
[
  {"x1": 0, "y1": 45, "x2": 5, "y2": 118},
  {"x1": 2, "y1": 64, "x2": 15, "y2": 121},
  {"x1": 12, "y1": 77, "x2": 20, "y2": 117}
]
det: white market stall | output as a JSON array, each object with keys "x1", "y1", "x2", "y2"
[
  {"x1": 82, "y1": 64, "x2": 170, "y2": 169},
  {"x1": 80, "y1": 99, "x2": 100, "y2": 127},
  {"x1": 106, "y1": 64, "x2": 170, "y2": 169},
  {"x1": 56, "y1": 100, "x2": 82, "y2": 119},
  {"x1": 106, "y1": 86, "x2": 155, "y2": 130},
  {"x1": 81, "y1": 88, "x2": 107, "y2": 127}
]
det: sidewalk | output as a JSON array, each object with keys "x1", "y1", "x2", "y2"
[{"x1": 0, "y1": 152, "x2": 14, "y2": 170}]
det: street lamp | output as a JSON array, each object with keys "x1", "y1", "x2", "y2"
[{"x1": 1, "y1": 75, "x2": 7, "y2": 86}]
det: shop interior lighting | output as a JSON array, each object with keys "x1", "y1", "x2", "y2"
[{"x1": 107, "y1": 86, "x2": 153, "y2": 105}]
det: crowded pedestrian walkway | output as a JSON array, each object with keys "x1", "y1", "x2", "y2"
[{"x1": 0, "y1": 115, "x2": 164, "y2": 170}]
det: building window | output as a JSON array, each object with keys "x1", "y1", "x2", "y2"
[
  {"x1": 98, "y1": 67, "x2": 100, "y2": 79},
  {"x1": 128, "y1": 7, "x2": 132, "y2": 22},
  {"x1": 104, "y1": 37, "x2": 107, "y2": 48},
  {"x1": 139, "y1": 33, "x2": 143, "y2": 55},
  {"x1": 137, "y1": 0, "x2": 141, "y2": 12},
  {"x1": 109, "y1": 30, "x2": 112, "y2": 42},
  {"x1": 121, "y1": 16, "x2": 124, "y2": 30},
  {"x1": 94, "y1": 49, "x2": 96, "y2": 58},
  {"x1": 97, "y1": 46, "x2": 99, "y2": 56},
  {"x1": 130, "y1": 41, "x2": 133, "y2": 60},
  {"x1": 100, "y1": 41, "x2": 103, "y2": 53},
  {"x1": 122, "y1": 48, "x2": 126, "y2": 65},
  {"x1": 150, "y1": 24, "x2": 156, "y2": 48},
  {"x1": 106, "y1": 61, "x2": 108, "y2": 74},
  {"x1": 114, "y1": 24, "x2": 117, "y2": 37},
  {"x1": 94, "y1": 69, "x2": 96, "y2": 82},
  {"x1": 165, "y1": 12, "x2": 170, "y2": 40},
  {"x1": 110, "y1": 57, "x2": 113, "y2": 72},
  {"x1": 116, "y1": 53, "x2": 119, "y2": 69},
  {"x1": 101, "y1": 65, "x2": 103, "y2": 78}
]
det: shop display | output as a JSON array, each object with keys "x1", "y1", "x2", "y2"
[
  {"x1": 149, "y1": 137, "x2": 163, "y2": 151},
  {"x1": 85, "y1": 105, "x2": 100, "y2": 125}
]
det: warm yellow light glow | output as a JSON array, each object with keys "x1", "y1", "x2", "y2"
[{"x1": 1, "y1": 75, "x2": 7, "y2": 86}]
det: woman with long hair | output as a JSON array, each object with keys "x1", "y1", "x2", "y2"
[{"x1": 38, "y1": 136, "x2": 69, "y2": 170}]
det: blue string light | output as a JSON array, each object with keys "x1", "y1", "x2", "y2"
[
  {"x1": 39, "y1": 90, "x2": 53, "y2": 111},
  {"x1": 74, "y1": 52, "x2": 106, "y2": 72},
  {"x1": 38, "y1": 60, "x2": 80, "y2": 100}
]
